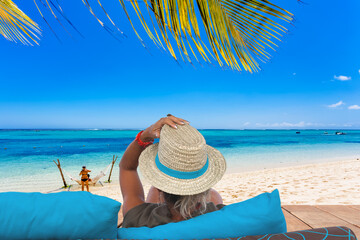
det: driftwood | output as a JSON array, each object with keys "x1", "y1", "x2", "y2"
[
  {"x1": 108, "y1": 155, "x2": 118, "y2": 183},
  {"x1": 53, "y1": 159, "x2": 68, "y2": 188}
]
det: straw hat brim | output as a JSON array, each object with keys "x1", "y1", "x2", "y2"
[{"x1": 139, "y1": 143, "x2": 227, "y2": 195}]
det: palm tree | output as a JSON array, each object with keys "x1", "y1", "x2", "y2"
[{"x1": 0, "y1": 0, "x2": 293, "y2": 72}]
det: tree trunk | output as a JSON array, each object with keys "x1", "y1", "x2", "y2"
[
  {"x1": 53, "y1": 159, "x2": 67, "y2": 188},
  {"x1": 108, "y1": 155, "x2": 118, "y2": 183}
]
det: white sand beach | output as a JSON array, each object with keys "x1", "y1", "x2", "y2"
[{"x1": 68, "y1": 158, "x2": 360, "y2": 205}]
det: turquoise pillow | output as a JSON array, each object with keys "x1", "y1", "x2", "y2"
[
  {"x1": 118, "y1": 189, "x2": 286, "y2": 239},
  {"x1": 0, "y1": 191, "x2": 121, "y2": 239}
]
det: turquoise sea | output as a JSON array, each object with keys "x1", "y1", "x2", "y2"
[{"x1": 0, "y1": 129, "x2": 360, "y2": 192}]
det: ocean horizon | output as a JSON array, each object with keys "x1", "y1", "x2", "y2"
[
  {"x1": 1, "y1": 128, "x2": 360, "y2": 130},
  {"x1": 1, "y1": 129, "x2": 359, "y2": 193}
]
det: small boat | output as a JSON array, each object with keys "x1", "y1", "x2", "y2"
[
  {"x1": 324, "y1": 131, "x2": 328, "y2": 134},
  {"x1": 296, "y1": 131, "x2": 300, "y2": 134},
  {"x1": 335, "y1": 131, "x2": 346, "y2": 135}
]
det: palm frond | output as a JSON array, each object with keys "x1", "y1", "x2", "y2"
[
  {"x1": 0, "y1": 0, "x2": 41, "y2": 45},
  {"x1": 1, "y1": 0, "x2": 293, "y2": 72},
  {"x1": 119, "y1": 0, "x2": 293, "y2": 72}
]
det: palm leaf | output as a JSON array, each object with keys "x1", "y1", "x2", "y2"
[
  {"x1": 1, "y1": 0, "x2": 293, "y2": 72},
  {"x1": 0, "y1": 0, "x2": 41, "y2": 45},
  {"x1": 119, "y1": 0, "x2": 293, "y2": 72}
]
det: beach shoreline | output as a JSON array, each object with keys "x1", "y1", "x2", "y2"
[
  {"x1": 71, "y1": 158, "x2": 360, "y2": 205},
  {"x1": 1, "y1": 156, "x2": 359, "y2": 205},
  {"x1": 2, "y1": 129, "x2": 360, "y2": 194}
]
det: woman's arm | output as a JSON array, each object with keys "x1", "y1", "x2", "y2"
[
  {"x1": 119, "y1": 116, "x2": 188, "y2": 215},
  {"x1": 119, "y1": 139, "x2": 147, "y2": 215}
]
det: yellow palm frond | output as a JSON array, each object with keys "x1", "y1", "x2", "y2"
[
  {"x1": 0, "y1": 0, "x2": 41, "y2": 45},
  {"x1": 119, "y1": 0, "x2": 293, "y2": 72},
  {"x1": 1, "y1": 0, "x2": 292, "y2": 72}
]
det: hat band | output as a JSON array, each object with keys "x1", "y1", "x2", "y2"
[{"x1": 155, "y1": 155, "x2": 209, "y2": 180}]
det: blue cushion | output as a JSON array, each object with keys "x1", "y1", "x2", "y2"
[
  {"x1": 118, "y1": 189, "x2": 286, "y2": 239},
  {"x1": 0, "y1": 191, "x2": 121, "y2": 239}
]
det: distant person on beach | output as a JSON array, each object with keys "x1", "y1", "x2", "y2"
[
  {"x1": 120, "y1": 115, "x2": 226, "y2": 228},
  {"x1": 79, "y1": 166, "x2": 91, "y2": 192}
]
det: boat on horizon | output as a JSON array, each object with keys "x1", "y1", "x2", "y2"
[{"x1": 335, "y1": 131, "x2": 346, "y2": 135}]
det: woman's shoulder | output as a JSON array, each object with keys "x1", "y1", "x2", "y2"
[
  {"x1": 197, "y1": 202, "x2": 225, "y2": 215},
  {"x1": 124, "y1": 203, "x2": 159, "y2": 217},
  {"x1": 122, "y1": 202, "x2": 226, "y2": 228},
  {"x1": 122, "y1": 203, "x2": 172, "y2": 228},
  {"x1": 216, "y1": 203, "x2": 226, "y2": 210},
  {"x1": 205, "y1": 201, "x2": 225, "y2": 209}
]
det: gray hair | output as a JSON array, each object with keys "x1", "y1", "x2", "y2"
[{"x1": 163, "y1": 189, "x2": 210, "y2": 219}]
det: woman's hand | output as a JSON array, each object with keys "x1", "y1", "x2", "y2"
[{"x1": 140, "y1": 115, "x2": 189, "y2": 142}]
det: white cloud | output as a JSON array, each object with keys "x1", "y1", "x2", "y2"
[
  {"x1": 334, "y1": 75, "x2": 351, "y2": 81},
  {"x1": 243, "y1": 122, "x2": 250, "y2": 126},
  {"x1": 277, "y1": 121, "x2": 307, "y2": 127},
  {"x1": 255, "y1": 121, "x2": 315, "y2": 128},
  {"x1": 348, "y1": 105, "x2": 360, "y2": 110},
  {"x1": 328, "y1": 101, "x2": 344, "y2": 108}
]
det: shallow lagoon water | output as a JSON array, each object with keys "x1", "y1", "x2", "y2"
[{"x1": 0, "y1": 129, "x2": 359, "y2": 192}]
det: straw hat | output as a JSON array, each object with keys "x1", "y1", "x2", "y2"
[{"x1": 139, "y1": 124, "x2": 226, "y2": 195}]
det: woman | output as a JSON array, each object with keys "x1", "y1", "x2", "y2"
[
  {"x1": 79, "y1": 166, "x2": 91, "y2": 192},
  {"x1": 119, "y1": 115, "x2": 227, "y2": 228}
]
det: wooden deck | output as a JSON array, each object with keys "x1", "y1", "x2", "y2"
[{"x1": 282, "y1": 205, "x2": 360, "y2": 238}]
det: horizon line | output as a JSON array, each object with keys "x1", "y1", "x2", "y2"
[{"x1": 0, "y1": 128, "x2": 359, "y2": 131}]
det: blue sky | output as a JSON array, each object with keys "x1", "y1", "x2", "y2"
[{"x1": 0, "y1": 0, "x2": 359, "y2": 129}]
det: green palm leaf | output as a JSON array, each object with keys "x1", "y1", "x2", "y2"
[{"x1": 0, "y1": 0, "x2": 41, "y2": 45}]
